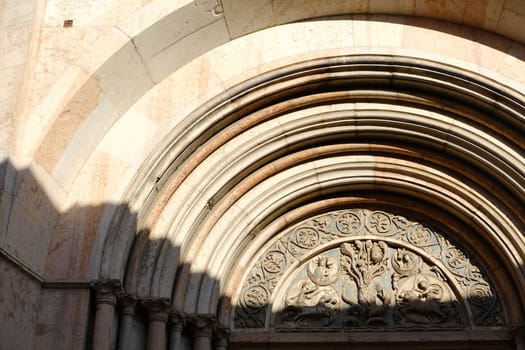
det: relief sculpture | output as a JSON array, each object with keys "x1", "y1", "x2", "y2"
[
  {"x1": 279, "y1": 240, "x2": 461, "y2": 329},
  {"x1": 340, "y1": 240, "x2": 392, "y2": 327},
  {"x1": 281, "y1": 256, "x2": 340, "y2": 327},
  {"x1": 234, "y1": 209, "x2": 506, "y2": 330},
  {"x1": 395, "y1": 275, "x2": 455, "y2": 325}
]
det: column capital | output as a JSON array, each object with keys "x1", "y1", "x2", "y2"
[
  {"x1": 90, "y1": 279, "x2": 122, "y2": 306},
  {"x1": 142, "y1": 299, "x2": 170, "y2": 323},
  {"x1": 119, "y1": 295, "x2": 137, "y2": 316},
  {"x1": 189, "y1": 314, "x2": 216, "y2": 338},
  {"x1": 169, "y1": 311, "x2": 185, "y2": 330}
]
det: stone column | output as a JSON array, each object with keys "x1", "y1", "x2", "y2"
[
  {"x1": 168, "y1": 312, "x2": 184, "y2": 350},
  {"x1": 117, "y1": 295, "x2": 137, "y2": 350},
  {"x1": 190, "y1": 315, "x2": 215, "y2": 350},
  {"x1": 143, "y1": 299, "x2": 170, "y2": 350},
  {"x1": 214, "y1": 328, "x2": 230, "y2": 350},
  {"x1": 515, "y1": 325, "x2": 525, "y2": 350},
  {"x1": 91, "y1": 280, "x2": 121, "y2": 350}
]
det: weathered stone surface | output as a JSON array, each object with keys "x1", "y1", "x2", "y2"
[
  {"x1": 0, "y1": 257, "x2": 40, "y2": 350},
  {"x1": 34, "y1": 288, "x2": 90, "y2": 350}
]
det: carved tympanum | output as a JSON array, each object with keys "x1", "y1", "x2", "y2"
[
  {"x1": 278, "y1": 241, "x2": 461, "y2": 329},
  {"x1": 234, "y1": 209, "x2": 505, "y2": 330}
]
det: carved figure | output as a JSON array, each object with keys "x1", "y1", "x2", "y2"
[
  {"x1": 395, "y1": 275, "x2": 458, "y2": 325},
  {"x1": 392, "y1": 249, "x2": 422, "y2": 276},
  {"x1": 283, "y1": 279, "x2": 339, "y2": 326},
  {"x1": 307, "y1": 255, "x2": 339, "y2": 285},
  {"x1": 282, "y1": 255, "x2": 340, "y2": 326}
]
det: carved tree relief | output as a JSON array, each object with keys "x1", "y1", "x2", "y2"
[{"x1": 234, "y1": 209, "x2": 506, "y2": 330}]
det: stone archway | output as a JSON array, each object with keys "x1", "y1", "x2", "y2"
[
  {"x1": 96, "y1": 54, "x2": 525, "y2": 349},
  {"x1": 4, "y1": 1, "x2": 525, "y2": 348}
]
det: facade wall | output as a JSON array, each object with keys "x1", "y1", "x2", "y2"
[{"x1": 0, "y1": 256, "x2": 40, "y2": 350}]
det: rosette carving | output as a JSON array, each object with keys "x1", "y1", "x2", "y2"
[
  {"x1": 406, "y1": 224, "x2": 434, "y2": 247},
  {"x1": 366, "y1": 211, "x2": 394, "y2": 235},
  {"x1": 262, "y1": 251, "x2": 286, "y2": 273},
  {"x1": 293, "y1": 227, "x2": 319, "y2": 248},
  {"x1": 336, "y1": 212, "x2": 362, "y2": 235}
]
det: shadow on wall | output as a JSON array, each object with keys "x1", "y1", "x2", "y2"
[
  {"x1": 0, "y1": 158, "x2": 138, "y2": 349},
  {"x1": 0, "y1": 159, "x2": 520, "y2": 350}
]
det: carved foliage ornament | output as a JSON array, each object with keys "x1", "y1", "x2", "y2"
[{"x1": 234, "y1": 209, "x2": 505, "y2": 329}]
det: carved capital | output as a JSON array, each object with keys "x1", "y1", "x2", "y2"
[
  {"x1": 169, "y1": 311, "x2": 185, "y2": 331},
  {"x1": 119, "y1": 295, "x2": 137, "y2": 316},
  {"x1": 90, "y1": 280, "x2": 122, "y2": 306},
  {"x1": 189, "y1": 314, "x2": 216, "y2": 338},
  {"x1": 142, "y1": 299, "x2": 170, "y2": 323}
]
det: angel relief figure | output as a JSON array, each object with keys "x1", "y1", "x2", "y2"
[{"x1": 281, "y1": 255, "x2": 340, "y2": 327}]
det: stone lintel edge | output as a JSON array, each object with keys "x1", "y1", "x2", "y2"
[
  {"x1": 0, "y1": 246, "x2": 43, "y2": 283},
  {"x1": 229, "y1": 329, "x2": 515, "y2": 343},
  {"x1": 0, "y1": 250, "x2": 118, "y2": 289}
]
